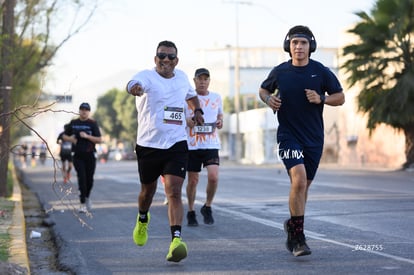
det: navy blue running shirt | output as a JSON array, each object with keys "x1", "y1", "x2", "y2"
[{"x1": 260, "y1": 59, "x2": 343, "y2": 146}]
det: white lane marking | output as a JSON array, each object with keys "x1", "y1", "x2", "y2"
[
  {"x1": 212, "y1": 202, "x2": 414, "y2": 265},
  {"x1": 107, "y1": 174, "x2": 414, "y2": 265}
]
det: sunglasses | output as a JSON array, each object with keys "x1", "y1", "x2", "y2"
[{"x1": 156, "y1": 53, "x2": 177, "y2": 60}]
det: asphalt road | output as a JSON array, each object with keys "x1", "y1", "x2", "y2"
[{"x1": 20, "y1": 160, "x2": 414, "y2": 274}]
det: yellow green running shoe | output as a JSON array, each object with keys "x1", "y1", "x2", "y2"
[
  {"x1": 166, "y1": 237, "x2": 187, "y2": 262},
  {"x1": 133, "y1": 212, "x2": 150, "y2": 246}
]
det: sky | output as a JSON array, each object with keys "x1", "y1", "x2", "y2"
[{"x1": 44, "y1": 0, "x2": 376, "y2": 109}]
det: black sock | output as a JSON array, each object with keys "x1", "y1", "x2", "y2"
[
  {"x1": 138, "y1": 210, "x2": 148, "y2": 223},
  {"x1": 291, "y1": 215, "x2": 304, "y2": 237},
  {"x1": 170, "y1": 225, "x2": 181, "y2": 240}
]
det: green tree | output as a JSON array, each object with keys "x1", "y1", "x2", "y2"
[
  {"x1": 94, "y1": 89, "x2": 122, "y2": 139},
  {"x1": 9, "y1": 42, "x2": 48, "y2": 142},
  {"x1": 0, "y1": 0, "x2": 97, "y2": 197},
  {"x1": 341, "y1": 0, "x2": 414, "y2": 169},
  {"x1": 94, "y1": 88, "x2": 137, "y2": 145},
  {"x1": 114, "y1": 90, "x2": 137, "y2": 144}
]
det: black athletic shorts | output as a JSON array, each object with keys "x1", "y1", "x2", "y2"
[
  {"x1": 187, "y1": 149, "x2": 220, "y2": 172},
  {"x1": 60, "y1": 153, "x2": 73, "y2": 162},
  {"x1": 135, "y1": 140, "x2": 188, "y2": 183}
]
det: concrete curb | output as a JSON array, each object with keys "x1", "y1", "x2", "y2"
[{"x1": 9, "y1": 167, "x2": 30, "y2": 274}]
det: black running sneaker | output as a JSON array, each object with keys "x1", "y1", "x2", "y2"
[
  {"x1": 292, "y1": 235, "x2": 312, "y2": 257},
  {"x1": 187, "y1": 211, "x2": 198, "y2": 226},
  {"x1": 200, "y1": 205, "x2": 214, "y2": 225},
  {"x1": 284, "y1": 219, "x2": 294, "y2": 252}
]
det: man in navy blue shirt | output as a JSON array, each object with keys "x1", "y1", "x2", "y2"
[{"x1": 259, "y1": 25, "x2": 345, "y2": 257}]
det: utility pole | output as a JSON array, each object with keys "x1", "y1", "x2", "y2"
[
  {"x1": 224, "y1": 0, "x2": 251, "y2": 162},
  {"x1": 0, "y1": 0, "x2": 16, "y2": 196},
  {"x1": 234, "y1": 2, "x2": 241, "y2": 162}
]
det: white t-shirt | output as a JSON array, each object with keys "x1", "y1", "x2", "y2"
[
  {"x1": 128, "y1": 68, "x2": 197, "y2": 149},
  {"x1": 185, "y1": 91, "x2": 223, "y2": 150}
]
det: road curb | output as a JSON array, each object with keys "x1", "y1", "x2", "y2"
[{"x1": 9, "y1": 167, "x2": 30, "y2": 273}]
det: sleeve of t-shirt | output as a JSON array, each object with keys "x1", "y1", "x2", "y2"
[
  {"x1": 127, "y1": 70, "x2": 149, "y2": 92},
  {"x1": 92, "y1": 121, "x2": 102, "y2": 137},
  {"x1": 260, "y1": 67, "x2": 278, "y2": 92},
  {"x1": 323, "y1": 68, "x2": 343, "y2": 95}
]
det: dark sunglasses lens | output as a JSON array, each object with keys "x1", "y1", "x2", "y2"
[
  {"x1": 157, "y1": 53, "x2": 167, "y2": 59},
  {"x1": 157, "y1": 53, "x2": 176, "y2": 60}
]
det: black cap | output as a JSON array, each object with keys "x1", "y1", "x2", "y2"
[
  {"x1": 194, "y1": 68, "x2": 210, "y2": 77},
  {"x1": 79, "y1": 102, "x2": 91, "y2": 110}
]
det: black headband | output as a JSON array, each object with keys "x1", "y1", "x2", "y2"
[{"x1": 289, "y1": 33, "x2": 312, "y2": 42}]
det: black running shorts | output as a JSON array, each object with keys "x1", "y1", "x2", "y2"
[
  {"x1": 135, "y1": 140, "x2": 188, "y2": 183},
  {"x1": 187, "y1": 149, "x2": 220, "y2": 173},
  {"x1": 60, "y1": 153, "x2": 73, "y2": 162}
]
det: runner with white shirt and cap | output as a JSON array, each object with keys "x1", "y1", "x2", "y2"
[{"x1": 185, "y1": 68, "x2": 223, "y2": 226}]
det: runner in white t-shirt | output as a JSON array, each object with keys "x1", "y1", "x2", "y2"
[
  {"x1": 126, "y1": 40, "x2": 204, "y2": 263},
  {"x1": 184, "y1": 68, "x2": 223, "y2": 226}
]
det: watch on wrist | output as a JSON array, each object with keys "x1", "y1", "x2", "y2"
[
  {"x1": 194, "y1": 108, "x2": 204, "y2": 115},
  {"x1": 320, "y1": 94, "x2": 326, "y2": 104}
]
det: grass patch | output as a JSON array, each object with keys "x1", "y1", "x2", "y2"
[
  {"x1": 0, "y1": 163, "x2": 17, "y2": 261},
  {"x1": 0, "y1": 198, "x2": 14, "y2": 261},
  {"x1": 0, "y1": 232, "x2": 11, "y2": 261}
]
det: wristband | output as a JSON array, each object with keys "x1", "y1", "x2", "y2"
[
  {"x1": 194, "y1": 108, "x2": 204, "y2": 115},
  {"x1": 265, "y1": 95, "x2": 271, "y2": 105}
]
